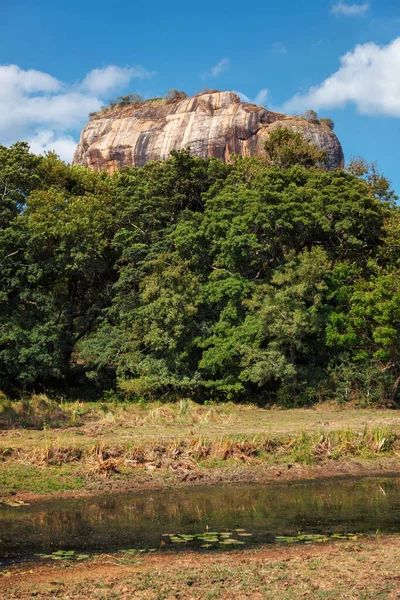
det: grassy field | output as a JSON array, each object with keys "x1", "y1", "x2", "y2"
[
  {"x1": 0, "y1": 397, "x2": 399, "y2": 498},
  {"x1": 1, "y1": 535, "x2": 399, "y2": 599},
  {"x1": 1, "y1": 399, "x2": 399, "y2": 599}
]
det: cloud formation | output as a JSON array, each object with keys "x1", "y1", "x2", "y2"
[
  {"x1": 210, "y1": 58, "x2": 229, "y2": 78},
  {"x1": 80, "y1": 65, "x2": 152, "y2": 95},
  {"x1": 284, "y1": 37, "x2": 400, "y2": 117},
  {"x1": 28, "y1": 130, "x2": 78, "y2": 160},
  {"x1": 331, "y1": 2, "x2": 370, "y2": 16},
  {"x1": 234, "y1": 89, "x2": 269, "y2": 107},
  {"x1": 272, "y1": 42, "x2": 288, "y2": 56},
  {"x1": 0, "y1": 64, "x2": 152, "y2": 162}
]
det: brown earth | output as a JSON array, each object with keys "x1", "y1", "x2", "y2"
[{"x1": 1, "y1": 536, "x2": 399, "y2": 599}]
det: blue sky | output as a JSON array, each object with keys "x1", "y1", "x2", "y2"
[{"x1": 0, "y1": 0, "x2": 399, "y2": 192}]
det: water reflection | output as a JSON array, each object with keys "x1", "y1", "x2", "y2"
[{"x1": 0, "y1": 476, "x2": 399, "y2": 562}]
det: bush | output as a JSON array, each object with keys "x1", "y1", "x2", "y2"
[
  {"x1": 304, "y1": 109, "x2": 318, "y2": 121},
  {"x1": 320, "y1": 117, "x2": 335, "y2": 130},
  {"x1": 165, "y1": 89, "x2": 188, "y2": 102},
  {"x1": 108, "y1": 94, "x2": 144, "y2": 107}
]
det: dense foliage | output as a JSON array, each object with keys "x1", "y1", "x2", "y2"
[{"x1": 1, "y1": 141, "x2": 399, "y2": 406}]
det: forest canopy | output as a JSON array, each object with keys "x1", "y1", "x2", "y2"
[{"x1": 1, "y1": 139, "x2": 399, "y2": 406}]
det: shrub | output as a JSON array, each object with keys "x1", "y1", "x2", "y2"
[
  {"x1": 304, "y1": 109, "x2": 318, "y2": 121},
  {"x1": 320, "y1": 117, "x2": 335, "y2": 130},
  {"x1": 165, "y1": 89, "x2": 188, "y2": 102}
]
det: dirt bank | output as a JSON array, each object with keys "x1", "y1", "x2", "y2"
[{"x1": 4, "y1": 456, "x2": 399, "y2": 505}]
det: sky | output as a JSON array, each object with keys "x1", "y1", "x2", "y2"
[{"x1": 0, "y1": 0, "x2": 399, "y2": 192}]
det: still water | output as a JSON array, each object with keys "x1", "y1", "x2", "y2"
[{"x1": 0, "y1": 476, "x2": 399, "y2": 563}]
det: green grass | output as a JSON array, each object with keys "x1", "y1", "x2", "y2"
[{"x1": 0, "y1": 463, "x2": 83, "y2": 493}]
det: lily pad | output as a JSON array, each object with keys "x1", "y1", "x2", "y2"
[
  {"x1": 0, "y1": 499, "x2": 30, "y2": 507},
  {"x1": 274, "y1": 532, "x2": 361, "y2": 545},
  {"x1": 34, "y1": 550, "x2": 90, "y2": 561}
]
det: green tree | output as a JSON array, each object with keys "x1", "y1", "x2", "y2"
[
  {"x1": 110, "y1": 160, "x2": 390, "y2": 403},
  {"x1": 347, "y1": 157, "x2": 398, "y2": 203},
  {"x1": 264, "y1": 127, "x2": 327, "y2": 169},
  {"x1": 0, "y1": 152, "x2": 117, "y2": 388},
  {"x1": 1, "y1": 143, "x2": 398, "y2": 405},
  {"x1": 327, "y1": 266, "x2": 400, "y2": 405},
  {"x1": 239, "y1": 247, "x2": 331, "y2": 404},
  {"x1": 0, "y1": 142, "x2": 44, "y2": 229}
]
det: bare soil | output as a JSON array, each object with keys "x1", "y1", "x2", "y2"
[{"x1": 1, "y1": 535, "x2": 399, "y2": 599}]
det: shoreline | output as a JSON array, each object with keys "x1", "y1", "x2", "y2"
[{"x1": 3, "y1": 456, "x2": 400, "y2": 505}]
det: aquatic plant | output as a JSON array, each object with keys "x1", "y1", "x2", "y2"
[{"x1": 35, "y1": 550, "x2": 89, "y2": 561}]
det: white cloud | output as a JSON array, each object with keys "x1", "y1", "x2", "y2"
[
  {"x1": 80, "y1": 65, "x2": 153, "y2": 95},
  {"x1": 253, "y1": 89, "x2": 269, "y2": 106},
  {"x1": 272, "y1": 42, "x2": 288, "y2": 56},
  {"x1": 234, "y1": 91, "x2": 250, "y2": 102},
  {"x1": 234, "y1": 89, "x2": 269, "y2": 107},
  {"x1": 27, "y1": 130, "x2": 78, "y2": 163},
  {"x1": 0, "y1": 65, "x2": 61, "y2": 97},
  {"x1": 284, "y1": 37, "x2": 400, "y2": 117},
  {"x1": 331, "y1": 2, "x2": 370, "y2": 16},
  {"x1": 0, "y1": 63, "x2": 153, "y2": 162},
  {"x1": 210, "y1": 58, "x2": 229, "y2": 78}
]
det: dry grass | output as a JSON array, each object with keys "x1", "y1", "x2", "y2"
[
  {"x1": 1, "y1": 396, "x2": 399, "y2": 495},
  {"x1": 3, "y1": 426, "x2": 400, "y2": 474},
  {"x1": 1, "y1": 395, "x2": 399, "y2": 438}
]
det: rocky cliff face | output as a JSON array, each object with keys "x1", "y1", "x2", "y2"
[{"x1": 73, "y1": 91, "x2": 344, "y2": 172}]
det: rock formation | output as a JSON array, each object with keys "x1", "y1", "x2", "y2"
[{"x1": 72, "y1": 91, "x2": 344, "y2": 172}]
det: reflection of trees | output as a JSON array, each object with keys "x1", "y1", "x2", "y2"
[{"x1": 1, "y1": 477, "x2": 398, "y2": 558}]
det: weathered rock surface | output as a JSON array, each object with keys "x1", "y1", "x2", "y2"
[{"x1": 73, "y1": 91, "x2": 344, "y2": 172}]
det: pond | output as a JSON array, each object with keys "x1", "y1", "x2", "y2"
[{"x1": 0, "y1": 475, "x2": 399, "y2": 564}]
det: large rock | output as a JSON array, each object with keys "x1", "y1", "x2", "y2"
[{"x1": 72, "y1": 91, "x2": 344, "y2": 172}]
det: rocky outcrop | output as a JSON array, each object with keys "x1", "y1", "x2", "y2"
[{"x1": 73, "y1": 91, "x2": 344, "y2": 172}]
